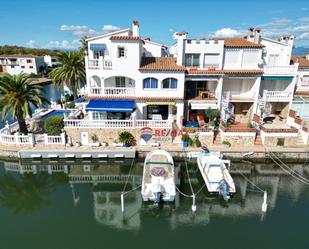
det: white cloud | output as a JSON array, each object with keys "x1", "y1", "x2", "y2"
[
  {"x1": 43, "y1": 39, "x2": 80, "y2": 49},
  {"x1": 60, "y1": 24, "x2": 120, "y2": 37},
  {"x1": 214, "y1": 28, "x2": 241, "y2": 37},
  {"x1": 26, "y1": 39, "x2": 36, "y2": 48},
  {"x1": 169, "y1": 28, "x2": 174, "y2": 32},
  {"x1": 301, "y1": 7, "x2": 308, "y2": 11}
]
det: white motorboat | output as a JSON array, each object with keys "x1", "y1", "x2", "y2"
[
  {"x1": 141, "y1": 150, "x2": 176, "y2": 204},
  {"x1": 197, "y1": 151, "x2": 236, "y2": 201}
]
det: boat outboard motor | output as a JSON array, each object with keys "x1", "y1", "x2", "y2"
[
  {"x1": 218, "y1": 179, "x2": 230, "y2": 201},
  {"x1": 154, "y1": 192, "x2": 163, "y2": 205}
]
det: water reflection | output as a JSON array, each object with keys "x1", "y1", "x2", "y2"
[{"x1": 1, "y1": 160, "x2": 309, "y2": 230}]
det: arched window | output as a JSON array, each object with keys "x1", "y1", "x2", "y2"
[
  {"x1": 162, "y1": 78, "x2": 177, "y2": 89},
  {"x1": 143, "y1": 78, "x2": 158, "y2": 89}
]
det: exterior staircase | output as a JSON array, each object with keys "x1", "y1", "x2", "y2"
[
  {"x1": 213, "y1": 131, "x2": 222, "y2": 145},
  {"x1": 254, "y1": 134, "x2": 263, "y2": 146}
]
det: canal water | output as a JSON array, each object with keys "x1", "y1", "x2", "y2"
[
  {"x1": 0, "y1": 159, "x2": 308, "y2": 249},
  {"x1": 0, "y1": 83, "x2": 62, "y2": 128}
]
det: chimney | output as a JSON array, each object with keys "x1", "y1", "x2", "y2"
[
  {"x1": 247, "y1": 27, "x2": 255, "y2": 42},
  {"x1": 132, "y1": 20, "x2": 139, "y2": 37},
  {"x1": 254, "y1": 28, "x2": 261, "y2": 43},
  {"x1": 174, "y1": 32, "x2": 187, "y2": 66}
]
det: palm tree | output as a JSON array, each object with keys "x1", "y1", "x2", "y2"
[
  {"x1": 79, "y1": 36, "x2": 88, "y2": 55},
  {"x1": 0, "y1": 74, "x2": 49, "y2": 134},
  {"x1": 49, "y1": 51, "x2": 86, "y2": 99}
]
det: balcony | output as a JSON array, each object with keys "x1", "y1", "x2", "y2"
[
  {"x1": 223, "y1": 91, "x2": 256, "y2": 102},
  {"x1": 87, "y1": 59, "x2": 112, "y2": 70},
  {"x1": 263, "y1": 65, "x2": 297, "y2": 76},
  {"x1": 89, "y1": 87, "x2": 135, "y2": 97},
  {"x1": 64, "y1": 118, "x2": 172, "y2": 129},
  {"x1": 263, "y1": 90, "x2": 292, "y2": 102}
]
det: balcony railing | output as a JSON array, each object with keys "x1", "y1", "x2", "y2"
[
  {"x1": 263, "y1": 65, "x2": 297, "y2": 75},
  {"x1": 89, "y1": 87, "x2": 135, "y2": 96},
  {"x1": 64, "y1": 119, "x2": 172, "y2": 129},
  {"x1": 88, "y1": 58, "x2": 112, "y2": 70},
  {"x1": 223, "y1": 91, "x2": 256, "y2": 101},
  {"x1": 264, "y1": 90, "x2": 292, "y2": 102}
]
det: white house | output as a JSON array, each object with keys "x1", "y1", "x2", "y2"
[
  {"x1": 44, "y1": 55, "x2": 59, "y2": 68},
  {"x1": 0, "y1": 55, "x2": 46, "y2": 75},
  {"x1": 292, "y1": 54, "x2": 309, "y2": 95},
  {"x1": 65, "y1": 21, "x2": 185, "y2": 131}
]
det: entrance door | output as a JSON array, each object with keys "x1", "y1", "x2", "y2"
[{"x1": 80, "y1": 132, "x2": 89, "y2": 145}]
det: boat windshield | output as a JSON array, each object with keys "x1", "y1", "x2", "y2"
[{"x1": 208, "y1": 164, "x2": 222, "y2": 168}]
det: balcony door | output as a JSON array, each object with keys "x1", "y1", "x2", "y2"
[{"x1": 115, "y1": 77, "x2": 126, "y2": 88}]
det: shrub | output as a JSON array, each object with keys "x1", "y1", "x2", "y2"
[
  {"x1": 247, "y1": 122, "x2": 255, "y2": 128},
  {"x1": 118, "y1": 131, "x2": 136, "y2": 146},
  {"x1": 194, "y1": 137, "x2": 202, "y2": 147},
  {"x1": 44, "y1": 116, "x2": 64, "y2": 135},
  {"x1": 277, "y1": 138, "x2": 285, "y2": 146},
  {"x1": 64, "y1": 102, "x2": 75, "y2": 109},
  {"x1": 181, "y1": 134, "x2": 190, "y2": 142},
  {"x1": 222, "y1": 140, "x2": 231, "y2": 146}
]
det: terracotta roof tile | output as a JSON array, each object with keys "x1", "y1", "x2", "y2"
[
  {"x1": 139, "y1": 57, "x2": 186, "y2": 71},
  {"x1": 110, "y1": 36, "x2": 141, "y2": 41},
  {"x1": 224, "y1": 38, "x2": 264, "y2": 48},
  {"x1": 291, "y1": 56, "x2": 309, "y2": 68},
  {"x1": 186, "y1": 68, "x2": 263, "y2": 75}
]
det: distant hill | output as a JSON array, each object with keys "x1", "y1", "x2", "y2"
[
  {"x1": 0, "y1": 45, "x2": 59, "y2": 56},
  {"x1": 292, "y1": 46, "x2": 309, "y2": 56}
]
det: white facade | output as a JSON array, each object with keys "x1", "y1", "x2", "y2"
[
  {"x1": 44, "y1": 55, "x2": 59, "y2": 67},
  {"x1": 68, "y1": 21, "x2": 303, "y2": 130},
  {"x1": 0, "y1": 55, "x2": 46, "y2": 75}
]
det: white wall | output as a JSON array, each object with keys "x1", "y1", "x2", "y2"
[
  {"x1": 295, "y1": 69, "x2": 309, "y2": 92},
  {"x1": 3, "y1": 56, "x2": 44, "y2": 75},
  {"x1": 223, "y1": 49, "x2": 261, "y2": 69},
  {"x1": 222, "y1": 78, "x2": 257, "y2": 98}
]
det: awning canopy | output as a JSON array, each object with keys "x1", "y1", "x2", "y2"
[
  {"x1": 86, "y1": 99, "x2": 135, "y2": 112},
  {"x1": 90, "y1": 43, "x2": 106, "y2": 50},
  {"x1": 262, "y1": 76, "x2": 293, "y2": 81},
  {"x1": 190, "y1": 102, "x2": 218, "y2": 110},
  {"x1": 145, "y1": 102, "x2": 176, "y2": 105}
]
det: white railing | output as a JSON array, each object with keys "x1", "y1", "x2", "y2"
[
  {"x1": 90, "y1": 87, "x2": 102, "y2": 95},
  {"x1": 64, "y1": 119, "x2": 134, "y2": 128},
  {"x1": 88, "y1": 59, "x2": 100, "y2": 69},
  {"x1": 64, "y1": 119, "x2": 173, "y2": 129},
  {"x1": 0, "y1": 135, "x2": 16, "y2": 144},
  {"x1": 264, "y1": 90, "x2": 292, "y2": 102},
  {"x1": 103, "y1": 59, "x2": 112, "y2": 69},
  {"x1": 47, "y1": 135, "x2": 62, "y2": 144},
  {"x1": 135, "y1": 119, "x2": 172, "y2": 128},
  {"x1": 263, "y1": 65, "x2": 297, "y2": 75},
  {"x1": 104, "y1": 87, "x2": 135, "y2": 96},
  {"x1": 224, "y1": 91, "x2": 256, "y2": 100},
  {"x1": 89, "y1": 87, "x2": 135, "y2": 96},
  {"x1": 15, "y1": 135, "x2": 30, "y2": 144}
]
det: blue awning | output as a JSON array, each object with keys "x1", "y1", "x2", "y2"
[
  {"x1": 85, "y1": 99, "x2": 135, "y2": 112},
  {"x1": 74, "y1": 97, "x2": 85, "y2": 103},
  {"x1": 90, "y1": 43, "x2": 106, "y2": 50},
  {"x1": 262, "y1": 76, "x2": 294, "y2": 81}
]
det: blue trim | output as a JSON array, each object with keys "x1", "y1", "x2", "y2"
[
  {"x1": 90, "y1": 44, "x2": 106, "y2": 50},
  {"x1": 74, "y1": 97, "x2": 85, "y2": 103},
  {"x1": 85, "y1": 99, "x2": 135, "y2": 112},
  {"x1": 262, "y1": 76, "x2": 293, "y2": 81}
]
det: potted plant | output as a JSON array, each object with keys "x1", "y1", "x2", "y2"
[
  {"x1": 118, "y1": 131, "x2": 135, "y2": 147},
  {"x1": 222, "y1": 140, "x2": 231, "y2": 148},
  {"x1": 181, "y1": 134, "x2": 190, "y2": 148},
  {"x1": 91, "y1": 134, "x2": 100, "y2": 147}
]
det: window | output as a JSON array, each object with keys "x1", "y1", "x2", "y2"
[
  {"x1": 92, "y1": 112, "x2": 107, "y2": 120},
  {"x1": 185, "y1": 54, "x2": 200, "y2": 67},
  {"x1": 162, "y1": 78, "x2": 177, "y2": 89},
  {"x1": 143, "y1": 78, "x2": 158, "y2": 89},
  {"x1": 93, "y1": 50, "x2": 104, "y2": 59},
  {"x1": 301, "y1": 76, "x2": 309, "y2": 86},
  {"x1": 241, "y1": 50, "x2": 258, "y2": 68},
  {"x1": 26, "y1": 59, "x2": 32, "y2": 63},
  {"x1": 224, "y1": 50, "x2": 240, "y2": 68},
  {"x1": 118, "y1": 47, "x2": 126, "y2": 58},
  {"x1": 11, "y1": 66, "x2": 15, "y2": 68},
  {"x1": 204, "y1": 54, "x2": 220, "y2": 68},
  {"x1": 268, "y1": 54, "x2": 279, "y2": 66},
  {"x1": 115, "y1": 77, "x2": 126, "y2": 87},
  {"x1": 29, "y1": 66, "x2": 33, "y2": 68},
  {"x1": 21, "y1": 66, "x2": 25, "y2": 69}
]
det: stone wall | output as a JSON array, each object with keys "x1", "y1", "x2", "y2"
[
  {"x1": 222, "y1": 132, "x2": 256, "y2": 146},
  {"x1": 198, "y1": 132, "x2": 214, "y2": 146},
  {"x1": 263, "y1": 136, "x2": 298, "y2": 147}
]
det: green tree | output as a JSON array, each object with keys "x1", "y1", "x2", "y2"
[
  {"x1": 49, "y1": 51, "x2": 86, "y2": 99},
  {"x1": 0, "y1": 74, "x2": 49, "y2": 134},
  {"x1": 44, "y1": 116, "x2": 64, "y2": 135},
  {"x1": 79, "y1": 36, "x2": 88, "y2": 55}
]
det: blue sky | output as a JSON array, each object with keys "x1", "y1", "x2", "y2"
[{"x1": 1, "y1": 0, "x2": 309, "y2": 49}]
